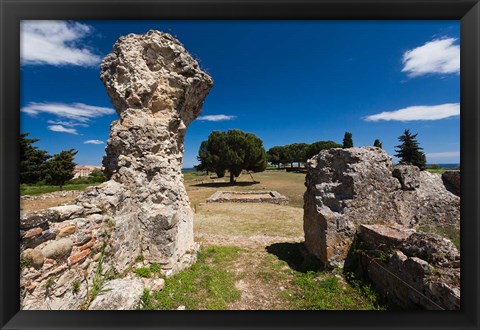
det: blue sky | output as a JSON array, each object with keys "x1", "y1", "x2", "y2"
[{"x1": 20, "y1": 20, "x2": 460, "y2": 168}]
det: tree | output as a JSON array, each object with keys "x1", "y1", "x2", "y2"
[
  {"x1": 45, "y1": 149, "x2": 78, "y2": 190},
  {"x1": 394, "y1": 129, "x2": 426, "y2": 170},
  {"x1": 373, "y1": 139, "x2": 383, "y2": 148},
  {"x1": 20, "y1": 132, "x2": 51, "y2": 184},
  {"x1": 195, "y1": 141, "x2": 213, "y2": 174},
  {"x1": 196, "y1": 129, "x2": 267, "y2": 183},
  {"x1": 343, "y1": 132, "x2": 353, "y2": 148},
  {"x1": 287, "y1": 143, "x2": 309, "y2": 167},
  {"x1": 304, "y1": 140, "x2": 342, "y2": 161},
  {"x1": 89, "y1": 169, "x2": 107, "y2": 183},
  {"x1": 267, "y1": 146, "x2": 283, "y2": 168},
  {"x1": 195, "y1": 132, "x2": 227, "y2": 178}
]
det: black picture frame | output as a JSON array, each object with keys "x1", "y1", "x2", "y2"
[{"x1": 1, "y1": 0, "x2": 479, "y2": 329}]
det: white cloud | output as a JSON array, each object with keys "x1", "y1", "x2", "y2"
[
  {"x1": 197, "y1": 114, "x2": 237, "y2": 122},
  {"x1": 426, "y1": 151, "x2": 460, "y2": 159},
  {"x1": 84, "y1": 140, "x2": 104, "y2": 145},
  {"x1": 47, "y1": 120, "x2": 88, "y2": 127},
  {"x1": 364, "y1": 103, "x2": 459, "y2": 122},
  {"x1": 402, "y1": 38, "x2": 460, "y2": 77},
  {"x1": 22, "y1": 102, "x2": 115, "y2": 122},
  {"x1": 21, "y1": 20, "x2": 101, "y2": 66},
  {"x1": 47, "y1": 125, "x2": 78, "y2": 135}
]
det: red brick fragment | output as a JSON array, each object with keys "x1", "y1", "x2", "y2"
[
  {"x1": 23, "y1": 227, "x2": 43, "y2": 239},
  {"x1": 44, "y1": 258, "x2": 55, "y2": 265},
  {"x1": 67, "y1": 249, "x2": 91, "y2": 266},
  {"x1": 25, "y1": 284, "x2": 37, "y2": 291},
  {"x1": 79, "y1": 238, "x2": 96, "y2": 251}
]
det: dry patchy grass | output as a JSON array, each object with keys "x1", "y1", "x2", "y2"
[
  {"x1": 20, "y1": 196, "x2": 76, "y2": 211},
  {"x1": 194, "y1": 203, "x2": 304, "y2": 238},
  {"x1": 184, "y1": 171, "x2": 306, "y2": 208}
]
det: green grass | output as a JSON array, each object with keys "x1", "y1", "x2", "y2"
[
  {"x1": 81, "y1": 238, "x2": 112, "y2": 309},
  {"x1": 44, "y1": 276, "x2": 55, "y2": 290},
  {"x1": 72, "y1": 280, "x2": 81, "y2": 294},
  {"x1": 152, "y1": 246, "x2": 241, "y2": 310},
  {"x1": 20, "y1": 183, "x2": 100, "y2": 196},
  {"x1": 134, "y1": 267, "x2": 152, "y2": 278},
  {"x1": 425, "y1": 169, "x2": 447, "y2": 174},
  {"x1": 136, "y1": 289, "x2": 155, "y2": 310},
  {"x1": 417, "y1": 224, "x2": 460, "y2": 250},
  {"x1": 20, "y1": 258, "x2": 29, "y2": 271},
  {"x1": 134, "y1": 263, "x2": 162, "y2": 278},
  {"x1": 286, "y1": 271, "x2": 384, "y2": 310}
]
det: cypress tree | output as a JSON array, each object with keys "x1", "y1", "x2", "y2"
[
  {"x1": 394, "y1": 129, "x2": 426, "y2": 170},
  {"x1": 343, "y1": 132, "x2": 353, "y2": 148},
  {"x1": 373, "y1": 139, "x2": 382, "y2": 148},
  {"x1": 20, "y1": 132, "x2": 50, "y2": 184}
]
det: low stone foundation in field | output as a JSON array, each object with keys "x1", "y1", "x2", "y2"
[{"x1": 207, "y1": 190, "x2": 288, "y2": 205}]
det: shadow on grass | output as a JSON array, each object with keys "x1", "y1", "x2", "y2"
[
  {"x1": 265, "y1": 242, "x2": 324, "y2": 273},
  {"x1": 192, "y1": 181, "x2": 260, "y2": 188}
]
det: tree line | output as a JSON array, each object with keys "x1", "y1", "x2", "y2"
[
  {"x1": 266, "y1": 132, "x2": 385, "y2": 168},
  {"x1": 196, "y1": 129, "x2": 427, "y2": 179},
  {"x1": 20, "y1": 132, "x2": 105, "y2": 189}
]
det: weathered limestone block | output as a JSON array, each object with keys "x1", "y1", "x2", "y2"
[
  {"x1": 20, "y1": 210, "x2": 57, "y2": 229},
  {"x1": 21, "y1": 248, "x2": 45, "y2": 269},
  {"x1": 41, "y1": 238, "x2": 73, "y2": 260},
  {"x1": 90, "y1": 30, "x2": 212, "y2": 273},
  {"x1": 352, "y1": 224, "x2": 460, "y2": 310},
  {"x1": 22, "y1": 267, "x2": 87, "y2": 310},
  {"x1": 88, "y1": 278, "x2": 145, "y2": 310},
  {"x1": 303, "y1": 147, "x2": 460, "y2": 267},
  {"x1": 392, "y1": 165, "x2": 420, "y2": 190}
]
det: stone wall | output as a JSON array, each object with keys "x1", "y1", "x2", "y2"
[
  {"x1": 303, "y1": 147, "x2": 460, "y2": 267},
  {"x1": 349, "y1": 224, "x2": 460, "y2": 310}
]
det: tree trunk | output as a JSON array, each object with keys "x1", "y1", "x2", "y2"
[
  {"x1": 230, "y1": 172, "x2": 235, "y2": 183},
  {"x1": 60, "y1": 185, "x2": 63, "y2": 191},
  {"x1": 290, "y1": 162, "x2": 293, "y2": 168}
]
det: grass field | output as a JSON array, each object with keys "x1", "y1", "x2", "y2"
[
  {"x1": 183, "y1": 170, "x2": 306, "y2": 208},
  {"x1": 20, "y1": 183, "x2": 101, "y2": 196}
]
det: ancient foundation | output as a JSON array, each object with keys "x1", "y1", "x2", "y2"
[{"x1": 207, "y1": 190, "x2": 288, "y2": 205}]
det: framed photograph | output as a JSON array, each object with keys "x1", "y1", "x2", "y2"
[{"x1": 1, "y1": 0, "x2": 479, "y2": 329}]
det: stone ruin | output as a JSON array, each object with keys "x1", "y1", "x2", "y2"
[
  {"x1": 207, "y1": 190, "x2": 288, "y2": 205},
  {"x1": 303, "y1": 147, "x2": 460, "y2": 268},
  {"x1": 351, "y1": 224, "x2": 460, "y2": 310},
  {"x1": 20, "y1": 30, "x2": 213, "y2": 310},
  {"x1": 303, "y1": 147, "x2": 460, "y2": 309},
  {"x1": 18, "y1": 30, "x2": 461, "y2": 311},
  {"x1": 83, "y1": 30, "x2": 213, "y2": 273}
]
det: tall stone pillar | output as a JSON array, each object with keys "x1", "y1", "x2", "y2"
[{"x1": 97, "y1": 30, "x2": 213, "y2": 273}]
